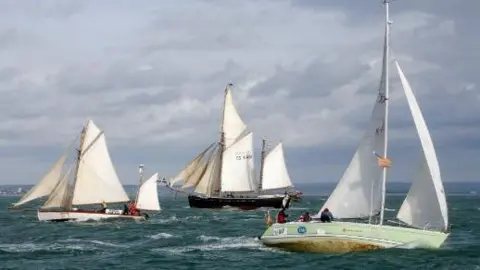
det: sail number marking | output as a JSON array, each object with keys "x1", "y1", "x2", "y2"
[
  {"x1": 235, "y1": 151, "x2": 253, "y2": 160},
  {"x1": 273, "y1": 227, "x2": 287, "y2": 236}
]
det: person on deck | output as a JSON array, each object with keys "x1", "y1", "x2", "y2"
[
  {"x1": 123, "y1": 203, "x2": 129, "y2": 215},
  {"x1": 101, "y1": 201, "x2": 107, "y2": 213},
  {"x1": 303, "y1": 211, "x2": 311, "y2": 222},
  {"x1": 297, "y1": 214, "x2": 304, "y2": 222},
  {"x1": 320, "y1": 208, "x2": 333, "y2": 222},
  {"x1": 128, "y1": 201, "x2": 140, "y2": 216},
  {"x1": 277, "y1": 209, "x2": 288, "y2": 224}
]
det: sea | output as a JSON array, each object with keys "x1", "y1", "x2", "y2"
[{"x1": 0, "y1": 182, "x2": 479, "y2": 270}]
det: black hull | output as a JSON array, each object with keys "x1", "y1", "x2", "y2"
[{"x1": 188, "y1": 195, "x2": 290, "y2": 210}]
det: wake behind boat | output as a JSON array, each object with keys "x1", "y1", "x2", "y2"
[
  {"x1": 165, "y1": 84, "x2": 296, "y2": 210},
  {"x1": 259, "y1": 0, "x2": 449, "y2": 252},
  {"x1": 10, "y1": 120, "x2": 161, "y2": 222}
]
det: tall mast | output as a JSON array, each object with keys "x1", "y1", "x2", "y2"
[
  {"x1": 379, "y1": 0, "x2": 392, "y2": 226},
  {"x1": 213, "y1": 83, "x2": 231, "y2": 196},
  {"x1": 258, "y1": 138, "x2": 266, "y2": 192},
  {"x1": 135, "y1": 164, "x2": 144, "y2": 204},
  {"x1": 64, "y1": 121, "x2": 87, "y2": 210}
]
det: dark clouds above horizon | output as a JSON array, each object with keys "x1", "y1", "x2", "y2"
[{"x1": 1, "y1": 0, "x2": 479, "y2": 184}]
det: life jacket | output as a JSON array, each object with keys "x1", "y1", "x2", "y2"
[{"x1": 277, "y1": 212, "x2": 286, "y2": 223}]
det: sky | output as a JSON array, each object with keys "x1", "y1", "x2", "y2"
[{"x1": 0, "y1": 0, "x2": 479, "y2": 185}]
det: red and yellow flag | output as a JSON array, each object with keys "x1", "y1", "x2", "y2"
[{"x1": 377, "y1": 156, "x2": 392, "y2": 168}]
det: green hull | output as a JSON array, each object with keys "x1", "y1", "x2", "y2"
[{"x1": 259, "y1": 221, "x2": 449, "y2": 253}]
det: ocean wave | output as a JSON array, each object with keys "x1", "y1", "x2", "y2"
[
  {"x1": 148, "y1": 232, "x2": 177, "y2": 239},
  {"x1": 152, "y1": 235, "x2": 287, "y2": 255},
  {"x1": 0, "y1": 243, "x2": 98, "y2": 253}
]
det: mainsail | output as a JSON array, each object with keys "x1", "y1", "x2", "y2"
[
  {"x1": 260, "y1": 142, "x2": 293, "y2": 191},
  {"x1": 136, "y1": 173, "x2": 161, "y2": 211},
  {"x1": 170, "y1": 84, "x2": 256, "y2": 195},
  {"x1": 71, "y1": 120, "x2": 130, "y2": 205},
  {"x1": 395, "y1": 62, "x2": 448, "y2": 231},
  {"x1": 221, "y1": 132, "x2": 255, "y2": 192},
  {"x1": 319, "y1": 27, "x2": 389, "y2": 219}
]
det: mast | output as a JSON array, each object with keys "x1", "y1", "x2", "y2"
[
  {"x1": 379, "y1": 0, "x2": 392, "y2": 226},
  {"x1": 64, "y1": 122, "x2": 87, "y2": 210},
  {"x1": 213, "y1": 83, "x2": 231, "y2": 196},
  {"x1": 258, "y1": 138, "x2": 266, "y2": 192},
  {"x1": 135, "y1": 164, "x2": 144, "y2": 204}
]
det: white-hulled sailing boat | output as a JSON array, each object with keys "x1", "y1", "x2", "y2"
[
  {"x1": 135, "y1": 164, "x2": 161, "y2": 213},
  {"x1": 259, "y1": 1, "x2": 449, "y2": 252},
  {"x1": 10, "y1": 120, "x2": 154, "y2": 222},
  {"x1": 166, "y1": 84, "x2": 293, "y2": 209}
]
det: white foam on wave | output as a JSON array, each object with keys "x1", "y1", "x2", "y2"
[
  {"x1": 153, "y1": 235, "x2": 288, "y2": 255},
  {"x1": 148, "y1": 232, "x2": 177, "y2": 240},
  {"x1": 0, "y1": 242, "x2": 98, "y2": 253},
  {"x1": 384, "y1": 208, "x2": 396, "y2": 212},
  {"x1": 150, "y1": 215, "x2": 179, "y2": 224},
  {"x1": 59, "y1": 238, "x2": 128, "y2": 248}
]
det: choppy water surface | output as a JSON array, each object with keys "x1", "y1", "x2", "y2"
[{"x1": 0, "y1": 193, "x2": 479, "y2": 269}]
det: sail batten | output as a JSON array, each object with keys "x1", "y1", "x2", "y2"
[
  {"x1": 261, "y1": 143, "x2": 293, "y2": 191},
  {"x1": 395, "y1": 61, "x2": 448, "y2": 231}
]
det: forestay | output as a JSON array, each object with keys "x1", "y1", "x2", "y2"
[
  {"x1": 261, "y1": 143, "x2": 293, "y2": 191},
  {"x1": 72, "y1": 120, "x2": 130, "y2": 205},
  {"x1": 395, "y1": 61, "x2": 448, "y2": 231},
  {"x1": 136, "y1": 173, "x2": 161, "y2": 211},
  {"x1": 319, "y1": 33, "x2": 389, "y2": 218},
  {"x1": 221, "y1": 132, "x2": 256, "y2": 192}
]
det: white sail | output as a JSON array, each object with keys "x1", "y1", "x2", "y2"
[
  {"x1": 42, "y1": 167, "x2": 73, "y2": 209},
  {"x1": 136, "y1": 173, "x2": 161, "y2": 211},
  {"x1": 195, "y1": 149, "x2": 221, "y2": 195},
  {"x1": 319, "y1": 33, "x2": 389, "y2": 219},
  {"x1": 395, "y1": 62, "x2": 448, "y2": 231},
  {"x1": 221, "y1": 132, "x2": 256, "y2": 192},
  {"x1": 72, "y1": 120, "x2": 129, "y2": 205},
  {"x1": 169, "y1": 156, "x2": 202, "y2": 187},
  {"x1": 12, "y1": 152, "x2": 68, "y2": 207},
  {"x1": 261, "y1": 143, "x2": 293, "y2": 190},
  {"x1": 223, "y1": 86, "x2": 247, "y2": 148},
  {"x1": 173, "y1": 143, "x2": 215, "y2": 188}
]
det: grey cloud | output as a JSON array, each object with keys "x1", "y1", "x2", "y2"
[{"x1": 1, "y1": 0, "x2": 479, "y2": 184}]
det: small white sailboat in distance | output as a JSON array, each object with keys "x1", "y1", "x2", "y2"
[
  {"x1": 259, "y1": 0, "x2": 449, "y2": 252},
  {"x1": 10, "y1": 120, "x2": 156, "y2": 222},
  {"x1": 135, "y1": 164, "x2": 161, "y2": 213}
]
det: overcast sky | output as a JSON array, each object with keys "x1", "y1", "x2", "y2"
[{"x1": 0, "y1": 0, "x2": 479, "y2": 185}]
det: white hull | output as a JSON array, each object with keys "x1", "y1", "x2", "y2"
[
  {"x1": 260, "y1": 221, "x2": 449, "y2": 253},
  {"x1": 37, "y1": 209, "x2": 145, "y2": 222}
]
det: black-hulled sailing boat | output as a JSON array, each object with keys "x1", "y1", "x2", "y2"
[{"x1": 167, "y1": 84, "x2": 296, "y2": 210}]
